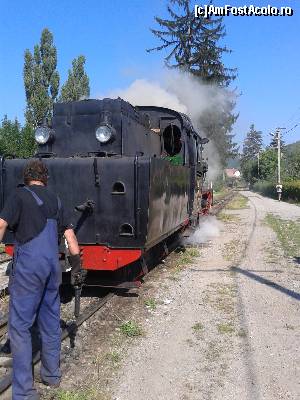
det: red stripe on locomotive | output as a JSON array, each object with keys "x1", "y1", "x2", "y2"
[{"x1": 82, "y1": 246, "x2": 142, "y2": 271}]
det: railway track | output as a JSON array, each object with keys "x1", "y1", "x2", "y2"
[
  {"x1": 0, "y1": 292, "x2": 114, "y2": 395},
  {"x1": 0, "y1": 190, "x2": 237, "y2": 396}
]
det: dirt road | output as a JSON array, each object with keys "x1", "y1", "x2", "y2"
[
  {"x1": 28, "y1": 191, "x2": 300, "y2": 400},
  {"x1": 109, "y1": 192, "x2": 300, "y2": 400}
]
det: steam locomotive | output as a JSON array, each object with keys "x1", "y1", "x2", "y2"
[{"x1": 1, "y1": 98, "x2": 212, "y2": 288}]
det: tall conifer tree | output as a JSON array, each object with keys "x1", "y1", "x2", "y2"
[
  {"x1": 148, "y1": 0, "x2": 238, "y2": 166},
  {"x1": 241, "y1": 124, "x2": 263, "y2": 162}
]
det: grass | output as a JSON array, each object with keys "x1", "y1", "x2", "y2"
[
  {"x1": 217, "y1": 323, "x2": 235, "y2": 334},
  {"x1": 265, "y1": 214, "x2": 300, "y2": 258},
  {"x1": 237, "y1": 328, "x2": 247, "y2": 337},
  {"x1": 120, "y1": 321, "x2": 143, "y2": 337},
  {"x1": 218, "y1": 212, "x2": 240, "y2": 223},
  {"x1": 213, "y1": 188, "x2": 229, "y2": 201},
  {"x1": 168, "y1": 247, "x2": 200, "y2": 280},
  {"x1": 105, "y1": 350, "x2": 121, "y2": 363},
  {"x1": 222, "y1": 239, "x2": 242, "y2": 262},
  {"x1": 186, "y1": 247, "x2": 201, "y2": 257},
  {"x1": 264, "y1": 241, "x2": 282, "y2": 264},
  {"x1": 192, "y1": 322, "x2": 204, "y2": 331},
  {"x1": 226, "y1": 194, "x2": 249, "y2": 210},
  {"x1": 56, "y1": 389, "x2": 97, "y2": 400},
  {"x1": 175, "y1": 247, "x2": 200, "y2": 267},
  {"x1": 144, "y1": 298, "x2": 157, "y2": 310}
]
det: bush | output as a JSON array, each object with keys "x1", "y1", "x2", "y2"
[{"x1": 252, "y1": 180, "x2": 300, "y2": 202}]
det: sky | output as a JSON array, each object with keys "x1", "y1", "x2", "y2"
[{"x1": 0, "y1": 0, "x2": 300, "y2": 147}]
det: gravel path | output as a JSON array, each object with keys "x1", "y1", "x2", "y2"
[
  {"x1": 111, "y1": 192, "x2": 300, "y2": 400},
  {"x1": 2, "y1": 192, "x2": 297, "y2": 400}
]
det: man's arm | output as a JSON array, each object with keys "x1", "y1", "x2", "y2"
[
  {"x1": 0, "y1": 218, "x2": 8, "y2": 243},
  {"x1": 64, "y1": 228, "x2": 80, "y2": 255}
]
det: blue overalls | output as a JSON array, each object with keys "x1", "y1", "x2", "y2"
[{"x1": 8, "y1": 187, "x2": 62, "y2": 400}]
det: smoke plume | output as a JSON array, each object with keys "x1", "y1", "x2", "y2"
[
  {"x1": 101, "y1": 70, "x2": 234, "y2": 180},
  {"x1": 185, "y1": 216, "x2": 223, "y2": 246}
]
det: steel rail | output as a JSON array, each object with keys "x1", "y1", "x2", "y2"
[
  {"x1": 0, "y1": 190, "x2": 237, "y2": 395},
  {"x1": 0, "y1": 292, "x2": 114, "y2": 395}
]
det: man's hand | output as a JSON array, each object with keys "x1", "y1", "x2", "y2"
[{"x1": 68, "y1": 253, "x2": 82, "y2": 285}]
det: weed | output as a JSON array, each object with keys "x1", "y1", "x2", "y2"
[
  {"x1": 226, "y1": 195, "x2": 249, "y2": 210},
  {"x1": 177, "y1": 251, "x2": 193, "y2": 265},
  {"x1": 192, "y1": 322, "x2": 204, "y2": 331},
  {"x1": 57, "y1": 389, "x2": 96, "y2": 400},
  {"x1": 237, "y1": 328, "x2": 247, "y2": 337},
  {"x1": 185, "y1": 247, "x2": 201, "y2": 257},
  {"x1": 144, "y1": 298, "x2": 157, "y2": 310},
  {"x1": 265, "y1": 214, "x2": 300, "y2": 258},
  {"x1": 105, "y1": 350, "x2": 121, "y2": 363},
  {"x1": 218, "y1": 213, "x2": 240, "y2": 223},
  {"x1": 120, "y1": 321, "x2": 143, "y2": 337},
  {"x1": 217, "y1": 323, "x2": 235, "y2": 334},
  {"x1": 205, "y1": 340, "x2": 222, "y2": 362},
  {"x1": 222, "y1": 239, "x2": 241, "y2": 261}
]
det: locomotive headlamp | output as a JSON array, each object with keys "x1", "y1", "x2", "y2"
[
  {"x1": 35, "y1": 126, "x2": 52, "y2": 145},
  {"x1": 95, "y1": 124, "x2": 116, "y2": 143}
]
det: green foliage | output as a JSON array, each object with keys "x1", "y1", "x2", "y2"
[
  {"x1": 148, "y1": 0, "x2": 236, "y2": 85},
  {"x1": 217, "y1": 322, "x2": 234, "y2": 334},
  {"x1": 144, "y1": 298, "x2": 157, "y2": 310},
  {"x1": 253, "y1": 180, "x2": 300, "y2": 202},
  {"x1": 240, "y1": 158, "x2": 257, "y2": 185},
  {"x1": 23, "y1": 28, "x2": 60, "y2": 127},
  {"x1": 120, "y1": 321, "x2": 143, "y2": 337},
  {"x1": 0, "y1": 116, "x2": 36, "y2": 157},
  {"x1": 57, "y1": 389, "x2": 96, "y2": 400},
  {"x1": 148, "y1": 0, "x2": 238, "y2": 167},
  {"x1": 192, "y1": 322, "x2": 204, "y2": 331},
  {"x1": 241, "y1": 124, "x2": 263, "y2": 162},
  {"x1": 259, "y1": 149, "x2": 277, "y2": 180},
  {"x1": 60, "y1": 55, "x2": 90, "y2": 102},
  {"x1": 283, "y1": 151, "x2": 300, "y2": 180},
  {"x1": 265, "y1": 214, "x2": 300, "y2": 258}
]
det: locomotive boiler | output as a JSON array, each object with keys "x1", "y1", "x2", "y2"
[{"x1": 0, "y1": 98, "x2": 212, "y2": 288}]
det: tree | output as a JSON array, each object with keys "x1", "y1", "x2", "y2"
[
  {"x1": 148, "y1": 0, "x2": 238, "y2": 166},
  {"x1": 23, "y1": 28, "x2": 60, "y2": 127},
  {"x1": 283, "y1": 152, "x2": 300, "y2": 180},
  {"x1": 60, "y1": 56, "x2": 90, "y2": 102},
  {"x1": 241, "y1": 124, "x2": 263, "y2": 162},
  {"x1": 0, "y1": 116, "x2": 36, "y2": 157},
  {"x1": 259, "y1": 149, "x2": 277, "y2": 181},
  {"x1": 269, "y1": 132, "x2": 285, "y2": 149}
]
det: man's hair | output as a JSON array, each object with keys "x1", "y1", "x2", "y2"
[{"x1": 23, "y1": 160, "x2": 48, "y2": 185}]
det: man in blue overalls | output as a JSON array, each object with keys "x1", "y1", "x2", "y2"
[{"x1": 0, "y1": 160, "x2": 81, "y2": 399}]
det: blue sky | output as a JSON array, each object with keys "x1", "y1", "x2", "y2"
[{"x1": 1, "y1": 0, "x2": 300, "y2": 147}]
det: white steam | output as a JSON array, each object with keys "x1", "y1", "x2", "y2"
[
  {"x1": 186, "y1": 216, "x2": 222, "y2": 246},
  {"x1": 101, "y1": 70, "x2": 235, "y2": 180}
]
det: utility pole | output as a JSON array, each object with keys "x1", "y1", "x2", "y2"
[
  {"x1": 275, "y1": 127, "x2": 285, "y2": 184},
  {"x1": 257, "y1": 152, "x2": 260, "y2": 178},
  {"x1": 271, "y1": 127, "x2": 285, "y2": 200}
]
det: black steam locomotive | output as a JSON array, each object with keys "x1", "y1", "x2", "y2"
[{"x1": 1, "y1": 98, "x2": 211, "y2": 287}]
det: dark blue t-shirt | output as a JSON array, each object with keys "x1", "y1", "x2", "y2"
[{"x1": 0, "y1": 185, "x2": 72, "y2": 244}]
